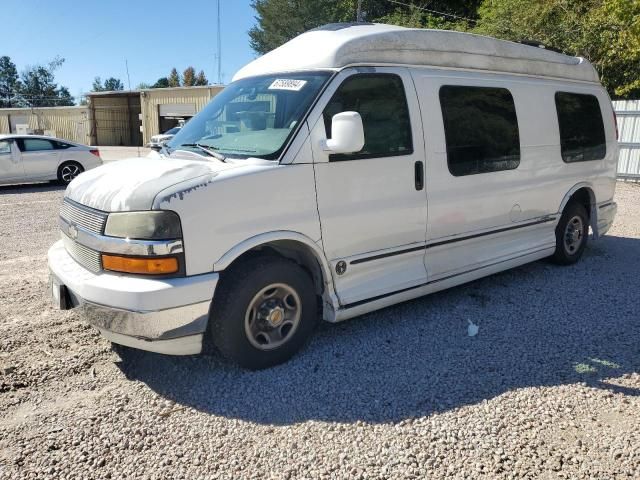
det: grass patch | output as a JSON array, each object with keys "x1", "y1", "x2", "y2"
[
  {"x1": 589, "y1": 358, "x2": 620, "y2": 369},
  {"x1": 574, "y1": 363, "x2": 598, "y2": 374}
]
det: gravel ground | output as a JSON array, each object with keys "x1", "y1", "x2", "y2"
[{"x1": 1, "y1": 181, "x2": 639, "y2": 479}]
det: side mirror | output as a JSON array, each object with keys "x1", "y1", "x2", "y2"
[{"x1": 322, "y1": 111, "x2": 365, "y2": 154}]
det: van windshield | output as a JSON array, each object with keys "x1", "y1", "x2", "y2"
[{"x1": 168, "y1": 72, "x2": 331, "y2": 160}]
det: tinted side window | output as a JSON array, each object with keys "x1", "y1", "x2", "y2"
[
  {"x1": 21, "y1": 138, "x2": 55, "y2": 152},
  {"x1": 54, "y1": 141, "x2": 72, "y2": 149},
  {"x1": 439, "y1": 86, "x2": 520, "y2": 176},
  {"x1": 323, "y1": 74, "x2": 413, "y2": 161},
  {"x1": 555, "y1": 92, "x2": 606, "y2": 163}
]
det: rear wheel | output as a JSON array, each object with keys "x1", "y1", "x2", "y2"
[
  {"x1": 551, "y1": 201, "x2": 589, "y2": 265},
  {"x1": 57, "y1": 162, "x2": 84, "y2": 184},
  {"x1": 209, "y1": 256, "x2": 318, "y2": 370}
]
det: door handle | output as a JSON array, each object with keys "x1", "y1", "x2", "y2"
[{"x1": 414, "y1": 161, "x2": 424, "y2": 191}]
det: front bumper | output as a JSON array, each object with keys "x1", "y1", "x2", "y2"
[{"x1": 48, "y1": 240, "x2": 219, "y2": 355}]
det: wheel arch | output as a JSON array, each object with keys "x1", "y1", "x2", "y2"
[
  {"x1": 58, "y1": 158, "x2": 83, "y2": 168},
  {"x1": 558, "y1": 183, "x2": 598, "y2": 234},
  {"x1": 213, "y1": 232, "x2": 339, "y2": 317}
]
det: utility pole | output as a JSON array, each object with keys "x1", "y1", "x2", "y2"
[
  {"x1": 216, "y1": 0, "x2": 222, "y2": 85},
  {"x1": 357, "y1": 0, "x2": 363, "y2": 22},
  {"x1": 125, "y1": 59, "x2": 131, "y2": 90}
]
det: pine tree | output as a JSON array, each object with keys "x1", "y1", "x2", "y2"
[
  {"x1": 0, "y1": 56, "x2": 20, "y2": 107},
  {"x1": 168, "y1": 68, "x2": 180, "y2": 87},
  {"x1": 182, "y1": 67, "x2": 196, "y2": 86},
  {"x1": 194, "y1": 70, "x2": 208, "y2": 86}
]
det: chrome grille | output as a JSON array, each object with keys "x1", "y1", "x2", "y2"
[
  {"x1": 60, "y1": 199, "x2": 108, "y2": 235},
  {"x1": 62, "y1": 233, "x2": 102, "y2": 273}
]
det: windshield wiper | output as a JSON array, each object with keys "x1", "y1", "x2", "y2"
[{"x1": 178, "y1": 143, "x2": 226, "y2": 162}]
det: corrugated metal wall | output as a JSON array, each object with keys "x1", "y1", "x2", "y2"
[
  {"x1": 613, "y1": 100, "x2": 640, "y2": 179},
  {"x1": 0, "y1": 115, "x2": 8, "y2": 134},
  {"x1": 0, "y1": 107, "x2": 90, "y2": 144},
  {"x1": 90, "y1": 95, "x2": 142, "y2": 146},
  {"x1": 141, "y1": 86, "x2": 223, "y2": 144}
]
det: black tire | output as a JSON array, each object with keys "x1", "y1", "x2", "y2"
[
  {"x1": 57, "y1": 161, "x2": 84, "y2": 185},
  {"x1": 551, "y1": 201, "x2": 589, "y2": 265},
  {"x1": 209, "y1": 256, "x2": 318, "y2": 370}
]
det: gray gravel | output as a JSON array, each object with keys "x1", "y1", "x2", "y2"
[{"x1": 1, "y1": 181, "x2": 639, "y2": 479}]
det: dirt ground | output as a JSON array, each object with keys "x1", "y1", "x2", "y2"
[{"x1": 0, "y1": 181, "x2": 639, "y2": 479}]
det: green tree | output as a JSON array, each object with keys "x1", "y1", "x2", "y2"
[
  {"x1": 168, "y1": 68, "x2": 180, "y2": 87},
  {"x1": 56, "y1": 86, "x2": 75, "y2": 106},
  {"x1": 475, "y1": 0, "x2": 640, "y2": 98},
  {"x1": 92, "y1": 76, "x2": 124, "y2": 91},
  {"x1": 103, "y1": 77, "x2": 124, "y2": 91},
  {"x1": 194, "y1": 70, "x2": 208, "y2": 86},
  {"x1": 136, "y1": 82, "x2": 152, "y2": 89},
  {"x1": 249, "y1": 0, "x2": 483, "y2": 54},
  {"x1": 0, "y1": 56, "x2": 20, "y2": 107},
  {"x1": 152, "y1": 77, "x2": 170, "y2": 88},
  {"x1": 586, "y1": 0, "x2": 640, "y2": 98},
  {"x1": 249, "y1": 0, "x2": 354, "y2": 55},
  {"x1": 92, "y1": 76, "x2": 104, "y2": 92},
  {"x1": 18, "y1": 57, "x2": 74, "y2": 107},
  {"x1": 182, "y1": 66, "x2": 196, "y2": 86}
]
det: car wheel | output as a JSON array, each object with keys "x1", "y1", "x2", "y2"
[
  {"x1": 209, "y1": 256, "x2": 318, "y2": 370},
  {"x1": 551, "y1": 201, "x2": 589, "y2": 265},
  {"x1": 58, "y1": 162, "x2": 84, "y2": 185}
]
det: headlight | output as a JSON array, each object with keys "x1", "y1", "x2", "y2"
[{"x1": 104, "y1": 211, "x2": 182, "y2": 240}]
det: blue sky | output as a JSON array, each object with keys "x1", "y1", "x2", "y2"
[{"x1": 4, "y1": 0, "x2": 258, "y2": 100}]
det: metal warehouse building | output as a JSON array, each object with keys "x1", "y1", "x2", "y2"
[
  {"x1": 0, "y1": 106, "x2": 92, "y2": 145},
  {"x1": 0, "y1": 85, "x2": 223, "y2": 146},
  {"x1": 86, "y1": 85, "x2": 223, "y2": 146},
  {"x1": 613, "y1": 100, "x2": 640, "y2": 180}
]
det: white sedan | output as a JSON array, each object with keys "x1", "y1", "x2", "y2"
[{"x1": 0, "y1": 135, "x2": 103, "y2": 185}]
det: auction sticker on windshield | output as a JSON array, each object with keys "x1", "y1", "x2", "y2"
[{"x1": 268, "y1": 79, "x2": 307, "y2": 91}]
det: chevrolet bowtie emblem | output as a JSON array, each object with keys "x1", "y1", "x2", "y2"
[{"x1": 68, "y1": 224, "x2": 78, "y2": 240}]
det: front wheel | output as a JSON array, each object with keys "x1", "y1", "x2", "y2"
[
  {"x1": 551, "y1": 201, "x2": 589, "y2": 265},
  {"x1": 58, "y1": 162, "x2": 84, "y2": 184},
  {"x1": 209, "y1": 257, "x2": 318, "y2": 370}
]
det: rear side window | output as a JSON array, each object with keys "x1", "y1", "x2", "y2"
[
  {"x1": 20, "y1": 138, "x2": 55, "y2": 152},
  {"x1": 555, "y1": 92, "x2": 606, "y2": 162},
  {"x1": 439, "y1": 85, "x2": 520, "y2": 176},
  {"x1": 0, "y1": 140, "x2": 12, "y2": 154},
  {"x1": 323, "y1": 74, "x2": 413, "y2": 161},
  {"x1": 54, "y1": 141, "x2": 73, "y2": 149}
]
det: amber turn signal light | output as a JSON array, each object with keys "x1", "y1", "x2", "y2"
[{"x1": 101, "y1": 254, "x2": 179, "y2": 275}]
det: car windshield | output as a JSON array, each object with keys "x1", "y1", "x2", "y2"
[
  {"x1": 165, "y1": 127, "x2": 180, "y2": 135},
  {"x1": 168, "y1": 71, "x2": 332, "y2": 160}
]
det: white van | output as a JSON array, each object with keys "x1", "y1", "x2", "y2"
[{"x1": 48, "y1": 24, "x2": 618, "y2": 369}]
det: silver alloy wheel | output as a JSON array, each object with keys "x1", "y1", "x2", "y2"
[
  {"x1": 244, "y1": 283, "x2": 302, "y2": 351},
  {"x1": 61, "y1": 164, "x2": 82, "y2": 183},
  {"x1": 563, "y1": 215, "x2": 584, "y2": 255}
]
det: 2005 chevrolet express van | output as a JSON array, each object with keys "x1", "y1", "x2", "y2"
[{"x1": 48, "y1": 23, "x2": 618, "y2": 369}]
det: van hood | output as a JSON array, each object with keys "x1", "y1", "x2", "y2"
[{"x1": 65, "y1": 155, "x2": 242, "y2": 212}]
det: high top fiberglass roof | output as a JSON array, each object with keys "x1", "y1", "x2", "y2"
[{"x1": 233, "y1": 23, "x2": 598, "y2": 84}]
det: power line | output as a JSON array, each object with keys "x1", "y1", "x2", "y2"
[{"x1": 387, "y1": 0, "x2": 477, "y2": 24}]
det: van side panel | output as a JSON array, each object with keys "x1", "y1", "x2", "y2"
[{"x1": 411, "y1": 67, "x2": 617, "y2": 281}]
